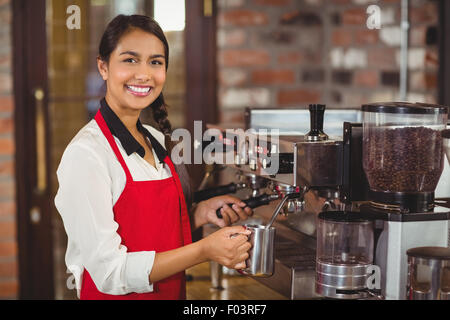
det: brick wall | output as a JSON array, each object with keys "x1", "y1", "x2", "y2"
[
  {"x1": 0, "y1": 0, "x2": 18, "y2": 299},
  {"x1": 216, "y1": 0, "x2": 439, "y2": 123}
]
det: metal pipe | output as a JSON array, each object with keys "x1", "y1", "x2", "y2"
[{"x1": 399, "y1": 0, "x2": 409, "y2": 101}]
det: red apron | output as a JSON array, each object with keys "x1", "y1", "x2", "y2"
[{"x1": 80, "y1": 111, "x2": 192, "y2": 300}]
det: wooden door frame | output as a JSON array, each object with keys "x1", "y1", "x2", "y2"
[
  {"x1": 12, "y1": 0, "x2": 54, "y2": 299},
  {"x1": 439, "y1": 0, "x2": 450, "y2": 107},
  {"x1": 185, "y1": 0, "x2": 218, "y2": 190}
]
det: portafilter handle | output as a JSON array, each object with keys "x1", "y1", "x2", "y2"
[
  {"x1": 215, "y1": 193, "x2": 280, "y2": 219},
  {"x1": 266, "y1": 192, "x2": 303, "y2": 228}
]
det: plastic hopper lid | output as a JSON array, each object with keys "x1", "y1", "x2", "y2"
[
  {"x1": 406, "y1": 246, "x2": 450, "y2": 260},
  {"x1": 361, "y1": 102, "x2": 448, "y2": 114}
]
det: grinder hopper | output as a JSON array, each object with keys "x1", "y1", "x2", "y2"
[{"x1": 443, "y1": 129, "x2": 450, "y2": 166}]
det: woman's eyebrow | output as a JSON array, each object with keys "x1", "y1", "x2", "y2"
[
  {"x1": 119, "y1": 51, "x2": 165, "y2": 60},
  {"x1": 149, "y1": 54, "x2": 165, "y2": 59},
  {"x1": 119, "y1": 50, "x2": 140, "y2": 57}
]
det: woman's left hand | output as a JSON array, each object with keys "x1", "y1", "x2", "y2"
[{"x1": 195, "y1": 195, "x2": 253, "y2": 228}]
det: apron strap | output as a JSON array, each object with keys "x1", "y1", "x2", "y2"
[
  {"x1": 164, "y1": 156, "x2": 192, "y2": 246},
  {"x1": 94, "y1": 111, "x2": 133, "y2": 183},
  {"x1": 138, "y1": 126, "x2": 192, "y2": 245}
]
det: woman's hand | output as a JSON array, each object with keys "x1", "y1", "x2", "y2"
[
  {"x1": 199, "y1": 225, "x2": 252, "y2": 269},
  {"x1": 194, "y1": 195, "x2": 254, "y2": 228}
]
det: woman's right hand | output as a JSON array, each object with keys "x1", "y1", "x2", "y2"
[{"x1": 200, "y1": 225, "x2": 252, "y2": 269}]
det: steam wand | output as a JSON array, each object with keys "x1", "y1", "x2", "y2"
[{"x1": 266, "y1": 192, "x2": 303, "y2": 228}]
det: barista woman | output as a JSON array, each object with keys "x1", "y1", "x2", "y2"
[{"x1": 55, "y1": 14, "x2": 253, "y2": 300}]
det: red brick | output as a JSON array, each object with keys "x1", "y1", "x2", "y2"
[
  {"x1": 410, "y1": 71, "x2": 437, "y2": 91},
  {"x1": 0, "y1": 117, "x2": 13, "y2": 134},
  {"x1": 218, "y1": 69, "x2": 248, "y2": 87},
  {"x1": 331, "y1": 29, "x2": 352, "y2": 47},
  {"x1": 0, "y1": 0, "x2": 11, "y2": 7},
  {"x1": 0, "y1": 3, "x2": 11, "y2": 24},
  {"x1": 0, "y1": 137, "x2": 14, "y2": 155},
  {"x1": 342, "y1": 8, "x2": 367, "y2": 25},
  {"x1": 218, "y1": 29, "x2": 247, "y2": 47},
  {"x1": 0, "y1": 280, "x2": 18, "y2": 298},
  {"x1": 251, "y1": 69, "x2": 295, "y2": 85},
  {"x1": 410, "y1": 25, "x2": 427, "y2": 47},
  {"x1": 0, "y1": 180, "x2": 15, "y2": 199},
  {"x1": 0, "y1": 74, "x2": 12, "y2": 94},
  {"x1": 0, "y1": 53, "x2": 11, "y2": 69},
  {"x1": 253, "y1": 0, "x2": 291, "y2": 5},
  {"x1": 277, "y1": 88, "x2": 321, "y2": 105},
  {"x1": 0, "y1": 96, "x2": 13, "y2": 112},
  {"x1": 355, "y1": 29, "x2": 379, "y2": 45},
  {"x1": 0, "y1": 240, "x2": 17, "y2": 258},
  {"x1": 0, "y1": 221, "x2": 15, "y2": 238},
  {"x1": 354, "y1": 70, "x2": 379, "y2": 87},
  {"x1": 0, "y1": 201, "x2": 15, "y2": 216},
  {"x1": 0, "y1": 260, "x2": 17, "y2": 278},
  {"x1": 219, "y1": 49, "x2": 270, "y2": 67},
  {"x1": 219, "y1": 10, "x2": 269, "y2": 27},
  {"x1": 367, "y1": 47, "x2": 397, "y2": 69},
  {"x1": 424, "y1": 73, "x2": 437, "y2": 90},
  {"x1": 425, "y1": 50, "x2": 438, "y2": 69},
  {"x1": 280, "y1": 11, "x2": 321, "y2": 26},
  {"x1": 409, "y1": 3, "x2": 438, "y2": 25},
  {"x1": 219, "y1": 110, "x2": 246, "y2": 124},
  {"x1": 277, "y1": 52, "x2": 303, "y2": 65},
  {"x1": 0, "y1": 160, "x2": 14, "y2": 177}
]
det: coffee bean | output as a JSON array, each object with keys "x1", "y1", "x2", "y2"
[{"x1": 363, "y1": 126, "x2": 444, "y2": 192}]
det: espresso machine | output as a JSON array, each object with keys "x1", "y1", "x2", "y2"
[
  {"x1": 200, "y1": 104, "x2": 366, "y2": 298},
  {"x1": 198, "y1": 102, "x2": 450, "y2": 300}
]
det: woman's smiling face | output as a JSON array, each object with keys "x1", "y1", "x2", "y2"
[{"x1": 98, "y1": 28, "x2": 167, "y2": 113}]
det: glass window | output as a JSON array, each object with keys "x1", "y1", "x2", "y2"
[{"x1": 154, "y1": 0, "x2": 185, "y2": 31}]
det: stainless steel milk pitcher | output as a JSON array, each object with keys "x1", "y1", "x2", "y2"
[{"x1": 240, "y1": 224, "x2": 276, "y2": 277}]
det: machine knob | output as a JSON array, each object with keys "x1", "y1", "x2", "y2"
[
  {"x1": 235, "y1": 154, "x2": 241, "y2": 166},
  {"x1": 249, "y1": 159, "x2": 257, "y2": 171},
  {"x1": 262, "y1": 158, "x2": 269, "y2": 169},
  {"x1": 282, "y1": 199, "x2": 305, "y2": 215}
]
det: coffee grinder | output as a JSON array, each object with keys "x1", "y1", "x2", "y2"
[{"x1": 359, "y1": 102, "x2": 450, "y2": 300}]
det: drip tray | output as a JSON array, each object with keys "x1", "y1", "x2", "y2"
[{"x1": 252, "y1": 234, "x2": 320, "y2": 299}]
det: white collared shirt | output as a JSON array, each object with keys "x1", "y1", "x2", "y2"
[{"x1": 55, "y1": 119, "x2": 172, "y2": 298}]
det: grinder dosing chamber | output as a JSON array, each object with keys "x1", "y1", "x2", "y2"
[{"x1": 315, "y1": 211, "x2": 374, "y2": 299}]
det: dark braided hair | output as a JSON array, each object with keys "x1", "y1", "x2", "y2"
[{"x1": 98, "y1": 14, "x2": 172, "y2": 136}]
